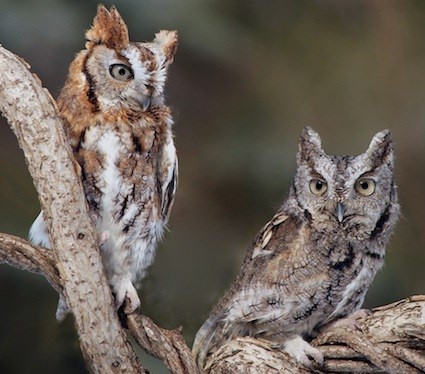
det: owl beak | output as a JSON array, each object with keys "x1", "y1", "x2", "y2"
[
  {"x1": 140, "y1": 97, "x2": 151, "y2": 111},
  {"x1": 337, "y1": 203, "x2": 345, "y2": 223}
]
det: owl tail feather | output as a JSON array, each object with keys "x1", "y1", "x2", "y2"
[
  {"x1": 55, "y1": 294, "x2": 69, "y2": 321},
  {"x1": 192, "y1": 313, "x2": 224, "y2": 368}
]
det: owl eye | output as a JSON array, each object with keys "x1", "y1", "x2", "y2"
[
  {"x1": 309, "y1": 179, "x2": 328, "y2": 195},
  {"x1": 355, "y1": 178, "x2": 376, "y2": 196},
  {"x1": 109, "y1": 64, "x2": 134, "y2": 81}
]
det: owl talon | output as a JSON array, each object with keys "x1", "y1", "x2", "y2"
[
  {"x1": 123, "y1": 293, "x2": 141, "y2": 314},
  {"x1": 114, "y1": 280, "x2": 141, "y2": 314},
  {"x1": 283, "y1": 336, "x2": 324, "y2": 368}
]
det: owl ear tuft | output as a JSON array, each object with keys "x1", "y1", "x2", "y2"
[
  {"x1": 154, "y1": 30, "x2": 178, "y2": 67},
  {"x1": 365, "y1": 130, "x2": 394, "y2": 169},
  {"x1": 297, "y1": 127, "x2": 325, "y2": 165},
  {"x1": 85, "y1": 5, "x2": 129, "y2": 50}
]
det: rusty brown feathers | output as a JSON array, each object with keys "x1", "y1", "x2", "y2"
[
  {"x1": 85, "y1": 5, "x2": 129, "y2": 50},
  {"x1": 30, "y1": 5, "x2": 179, "y2": 317}
]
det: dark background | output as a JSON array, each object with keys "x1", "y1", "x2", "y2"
[{"x1": 0, "y1": 1, "x2": 424, "y2": 373}]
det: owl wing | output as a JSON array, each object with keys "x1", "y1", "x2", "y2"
[
  {"x1": 223, "y1": 212, "x2": 304, "y2": 325},
  {"x1": 158, "y1": 138, "x2": 178, "y2": 223},
  {"x1": 193, "y1": 212, "x2": 302, "y2": 366},
  {"x1": 246, "y1": 211, "x2": 296, "y2": 261}
]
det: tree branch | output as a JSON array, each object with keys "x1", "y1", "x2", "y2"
[
  {"x1": 4, "y1": 225, "x2": 423, "y2": 374},
  {"x1": 315, "y1": 295, "x2": 425, "y2": 373},
  {"x1": 0, "y1": 233, "x2": 199, "y2": 373},
  {"x1": 0, "y1": 233, "x2": 60, "y2": 292},
  {"x1": 127, "y1": 314, "x2": 201, "y2": 374},
  {"x1": 205, "y1": 296, "x2": 425, "y2": 373}
]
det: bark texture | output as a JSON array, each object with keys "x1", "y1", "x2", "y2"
[
  {"x1": 0, "y1": 233, "x2": 200, "y2": 374},
  {"x1": 206, "y1": 296, "x2": 425, "y2": 373}
]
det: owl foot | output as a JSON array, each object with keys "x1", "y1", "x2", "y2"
[
  {"x1": 114, "y1": 280, "x2": 141, "y2": 314},
  {"x1": 331, "y1": 308, "x2": 372, "y2": 331},
  {"x1": 283, "y1": 336, "x2": 324, "y2": 368}
]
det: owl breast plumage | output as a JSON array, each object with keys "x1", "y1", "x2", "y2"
[
  {"x1": 193, "y1": 127, "x2": 400, "y2": 368},
  {"x1": 29, "y1": 5, "x2": 178, "y2": 316}
]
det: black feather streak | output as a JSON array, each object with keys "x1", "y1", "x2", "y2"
[
  {"x1": 82, "y1": 51, "x2": 99, "y2": 112},
  {"x1": 331, "y1": 242, "x2": 355, "y2": 271},
  {"x1": 161, "y1": 162, "x2": 176, "y2": 218},
  {"x1": 118, "y1": 194, "x2": 129, "y2": 220},
  {"x1": 132, "y1": 134, "x2": 142, "y2": 154},
  {"x1": 75, "y1": 128, "x2": 86, "y2": 152},
  {"x1": 303, "y1": 209, "x2": 312, "y2": 222},
  {"x1": 370, "y1": 205, "x2": 391, "y2": 240}
]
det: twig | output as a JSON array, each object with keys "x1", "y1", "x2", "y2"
[
  {"x1": 0, "y1": 233, "x2": 60, "y2": 293},
  {"x1": 127, "y1": 314, "x2": 201, "y2": 374}
]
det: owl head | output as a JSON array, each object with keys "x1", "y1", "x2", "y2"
[
  {"x1": 293, "y1": 127, "x2": 399, "y2": 239},
  {"x1": 59, "y1": 5, "x2": 177, "y2": 124}
]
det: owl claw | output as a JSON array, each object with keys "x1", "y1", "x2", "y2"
[
  {"x1": 114, "y1": 280, "x2": 140, "y2": 314},
  {"x1": 283, "y1": 336, "x2": 324, "y2": 368}
]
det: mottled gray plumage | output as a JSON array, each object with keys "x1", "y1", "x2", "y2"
[{"x1": 193, "y1": 127, "x2": 399, "y2": 367}]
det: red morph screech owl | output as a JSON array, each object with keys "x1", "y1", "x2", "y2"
[{"x1": 30, "y1": 5, "x2": 178, "y2": 319}]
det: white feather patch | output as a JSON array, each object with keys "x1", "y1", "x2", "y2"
[{"x1": 29, "y1": 211, "x2": 50, "y2": 248}]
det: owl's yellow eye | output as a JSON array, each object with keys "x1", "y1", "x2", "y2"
[
  {"x1": 109, "y1": 64, "x2": 134, "y2": 81},
  {"x1": 309, "y1": 179, "x2": 328, "y2": 195},
  {"x1": 355, "y1": 178, "x2": 376, "y2": 196}
]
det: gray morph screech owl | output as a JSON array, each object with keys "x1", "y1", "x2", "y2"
[
  {"x1": 29, "y1": 6, "x2": 178, "y2": 317},
  {"x1": 193, "y1": 127, "x2": 400, "y2": 367}
]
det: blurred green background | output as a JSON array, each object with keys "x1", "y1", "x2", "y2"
[{"x1": 0, "y1": 0, "x2": 424, "y2": 372}]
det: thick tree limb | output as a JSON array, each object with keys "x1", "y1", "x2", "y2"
[
  {"x1": 315, "y1": 295, "x2": 425, "y2": 373},
  {"x1": 0, "y1": 233, "x2": 60, "y2": 293},
  {"x1": 205, "y1": 336, "x2": 310, "y2": 373},
  {"x1": 206, "y1": 296, "x2": 425, "y2": 373}
]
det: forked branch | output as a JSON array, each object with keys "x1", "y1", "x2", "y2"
[{"x1": 0, "y1": 233, "x2": 199, "y2": 373}]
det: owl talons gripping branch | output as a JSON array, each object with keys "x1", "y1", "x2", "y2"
[
  {"x1": 29, "y1": 5, "x2": 178, "y2": 318},
  {"x1": 193, "y1": 127, "x2": 399, "y2": 368}
]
